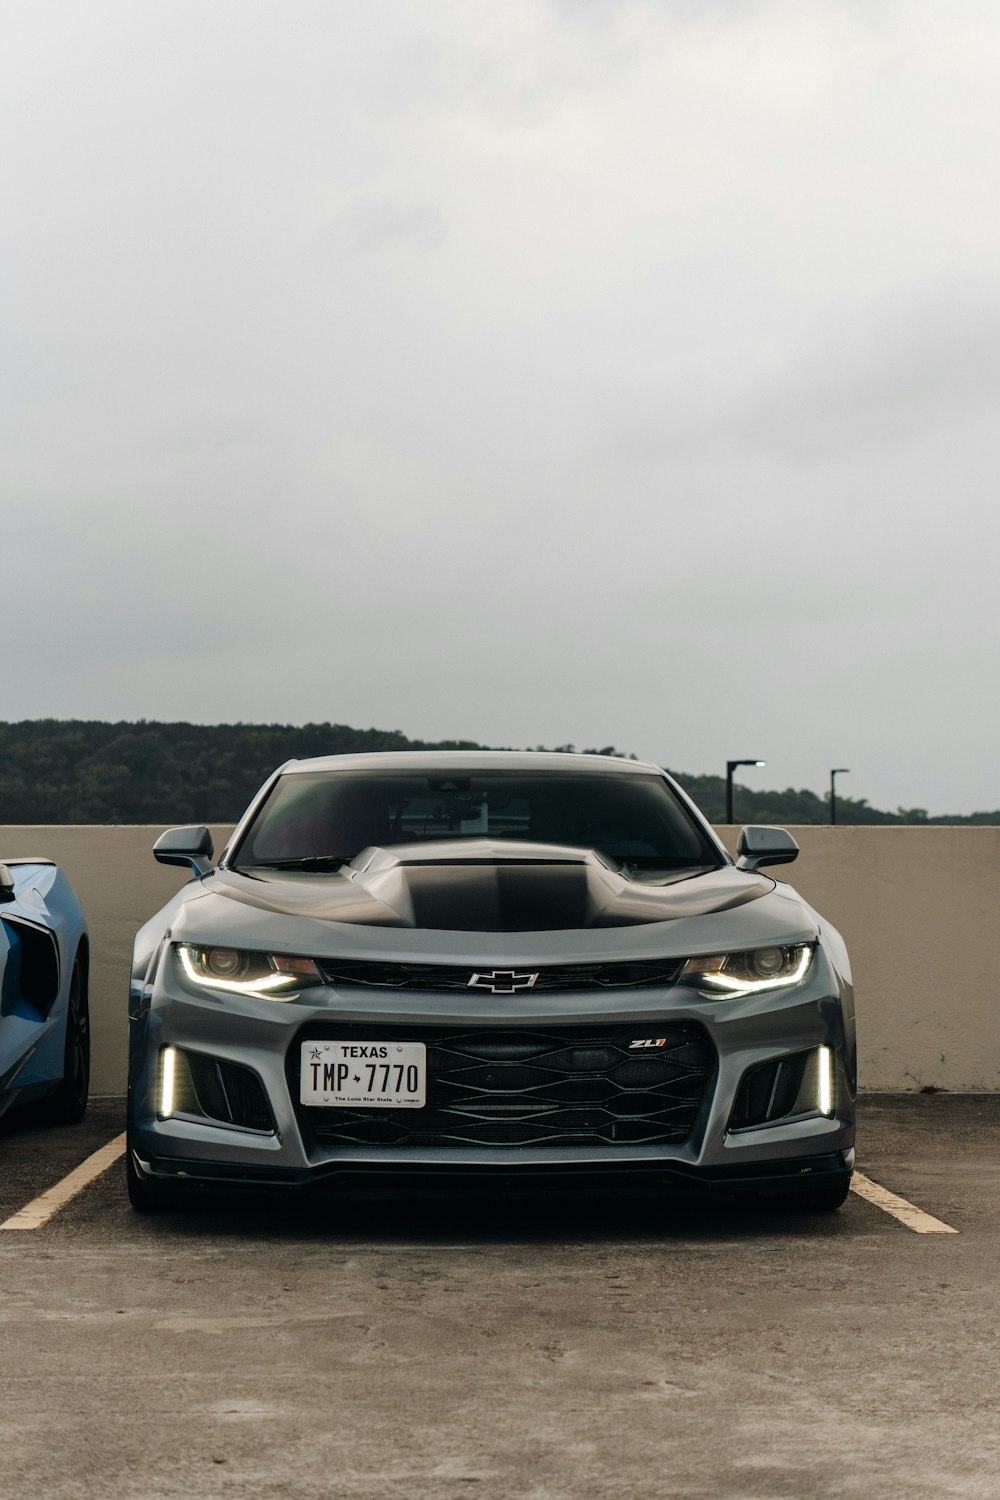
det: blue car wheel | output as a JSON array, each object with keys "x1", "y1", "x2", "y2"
[{"x1": 36, "y1": 954, "x2": 90, "y2": 1125}]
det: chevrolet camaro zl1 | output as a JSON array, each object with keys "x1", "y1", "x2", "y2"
[
  {"x1": 126, "y1": 752, "x2": 856, "y2": 1211},
  {"x1": 1, "y1": 857, "x2": 89, "y2": 1125}
]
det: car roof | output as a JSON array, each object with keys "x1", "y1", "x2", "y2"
[{"x1": 274, "y1": 750, "x2": 666, "y2": 777}]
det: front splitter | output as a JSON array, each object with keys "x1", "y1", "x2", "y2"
[{"x1": 134, "y1": 1147, "x2": 854, "y2": 1201}]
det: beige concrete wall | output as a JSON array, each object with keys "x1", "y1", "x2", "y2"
[
  {"x1": 3, "y1": 825, "x2": 998, "y2": 1094},
  {"x1": 717, "y1": 826, "x2": 1000, "y2": 1094}
]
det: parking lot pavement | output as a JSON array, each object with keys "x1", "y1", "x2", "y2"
[
  {"x1": 857, "y1": 1094, "x2": 1000, "y2": 1236},
  {"x1": 0, "y1": 1095, "x2": 126, "y2": 1223},
  {"x1": 0, "y1": 1096, "x2": 997, "y2": 1500}
]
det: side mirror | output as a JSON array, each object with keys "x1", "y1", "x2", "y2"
[
  {"x1": 0, "y1": 863, "x2": 15, "y2": 902},
  {"x1": 153, "y1": 825, "x2": 214, "y2": 877},
  {"x1": 735, "y1": 825, "x2": 799, "y2": 873}
]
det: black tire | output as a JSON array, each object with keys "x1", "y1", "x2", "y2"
[
  {"x1": 125, "y1": 1112, "x2": 190, "y2": 1213},
  {"x1": 37, "y1": 954, "x2": 90, "y2": 1126},
  {"x1": 787, "y1": 1177, "x2": 852, "y2": 1213},
  {"x1": 125, "y1": 1136, "x2": 162, "y2": 1212}
]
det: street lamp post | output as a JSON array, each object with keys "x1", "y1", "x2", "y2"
[
  {"x1": 725, "y1": 759, "x2": 766, "y2": 825},
  {"x1": 830, "y1": 768, "x2": 850, "y2": 826}
]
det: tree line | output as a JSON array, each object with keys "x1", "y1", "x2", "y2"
[{"x1": 0, "y1": 720, "x2": 994, "y2": 826}]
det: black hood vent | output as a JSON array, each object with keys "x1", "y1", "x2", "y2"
[{"x1": 402, "y1": 859, "x2": 592, "y2": 933}]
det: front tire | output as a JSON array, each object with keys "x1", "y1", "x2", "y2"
[
  {"x1": 787, "y1": 1177, "x2": 852, "y2": 1213},
  {"x1": 125, "y1": 1126, "x2": 171, "y2": 1212}
]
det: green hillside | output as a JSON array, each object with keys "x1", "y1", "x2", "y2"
[{"x1": 0, "y1": 720, "x2": 994, "y2": 825}]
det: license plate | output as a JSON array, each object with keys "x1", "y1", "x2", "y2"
[{"x1": 300, "y1": 1041, "x2": 426, "y2": 1108}]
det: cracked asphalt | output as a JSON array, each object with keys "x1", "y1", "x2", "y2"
[{"x1": 0, "y1": 1094, "x2": 997, "y2": 1499}]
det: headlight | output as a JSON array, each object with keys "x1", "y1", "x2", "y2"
[
  {"x1": 679, "y1": 943, "x2": 814, "y2": 996},
  {"x1": 177, "y1": 944, "x2": 323, "y2": 999}
]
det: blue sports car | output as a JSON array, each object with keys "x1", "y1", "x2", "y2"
[{"x1": 0, "y1": 858, "x2": 90, "y2": 1125}]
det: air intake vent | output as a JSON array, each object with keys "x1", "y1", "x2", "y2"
[
  {"x1": 170, "y1": 1049, "x2": 274, "y2": 1133},
  {"x1": 1, "y1": 917, "x2": 60, "y2": 1018},
  {"x1": 729, "y1": 1050, "x2": 819, "y2": 1131}
]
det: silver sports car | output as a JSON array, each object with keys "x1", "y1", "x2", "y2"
[{"x1": 126, "y1": 752, "x2": 856, "y2": 1211}]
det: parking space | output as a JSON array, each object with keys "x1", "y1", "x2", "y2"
[
  {"x1": 0, "y1": 1095, "x2": 996, "y2": 1499},
  {"x1": 0, "y1": 1096, "x2": 126, "y2": 1224}
]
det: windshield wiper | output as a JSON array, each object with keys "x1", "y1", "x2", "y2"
[{"x1": 238, "y1": 854, "x2": 354, "y2": 871}]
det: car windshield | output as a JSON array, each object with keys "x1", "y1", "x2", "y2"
[{"x1": 230, "y1": 770, "x2": 721, "y2": 872}]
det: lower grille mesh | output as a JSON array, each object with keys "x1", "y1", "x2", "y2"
[{"x1": 292, "y1": 1023, "x2": 713, "y2": 1149}]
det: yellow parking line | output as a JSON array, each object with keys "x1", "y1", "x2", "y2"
[
  {"x1": 850, "y1": 1169, "x2": 958, "y2": 1234},
  {"x1": 0, "y1": 1133, "x2": 127, "y2": 1231}
]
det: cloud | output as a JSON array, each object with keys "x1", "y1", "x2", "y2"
[
  {"x1": 606, "y1": 279, "x2": 1000, "y2": 466},
  {"x1": 2, "y1": 0, "x2": 999, "y2": 812},
  {"x1": 323, "y1": 197, "x2": 448, "y2": 258}
]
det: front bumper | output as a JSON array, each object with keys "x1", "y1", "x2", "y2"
[{"x1": 128, "y1": 944, "x2": 856, "y2": 1197}]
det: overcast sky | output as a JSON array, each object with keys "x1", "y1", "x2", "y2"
[{"x1": 3, "y1": 1, "x2": 998, "y2": 813}]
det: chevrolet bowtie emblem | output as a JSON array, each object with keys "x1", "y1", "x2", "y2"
[{"x1": 467, "y1": 969, "x2": 540, "y2": 995}]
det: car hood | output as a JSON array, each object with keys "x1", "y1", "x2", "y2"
[{"x1": 169, "y1": 841, "x2": 819, "y2": 961}]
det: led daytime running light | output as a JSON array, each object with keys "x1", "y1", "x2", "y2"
[
  {"x1": 702, "y1": 945, "x2": 812, "y2": 994},
  {"x1": 177, "y1": 944, "x2": 310, "y2": 997},
  {"x1": 818, "y1": 1044, "x2": 833, "y2": 1116},
  {"x1": 683, "y1": 944, "x2": 814, "y2": 996},
  {"x1": 160, "y1": 1045, "x2": 176, "y2": 1117}
]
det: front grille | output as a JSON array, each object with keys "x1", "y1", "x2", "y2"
[
  {"x1": 291, "y1": 1022, "x2": 713, "y2": 1150},
  {"x1": 315, "y1": 958, "x2": 684, "y2": 992}
]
